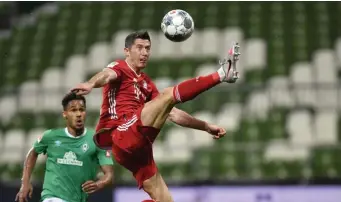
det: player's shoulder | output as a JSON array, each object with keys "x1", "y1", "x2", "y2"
[
  {"x1": 42, "y1": 128, "x2": 56, "y2": 134},
  {"x1": 85, "y1": 128, "x2": 96, "y2": 137},
  {"x1": 106, "y1": 60, "x2": 127, "y2": 69},
  {"x1": 39, "y1": 128, "x2": 63, "y2": 140},
  {"x1": 83, "y1": 129, "x2": 99, "y2": 148},
  {"x1": 106, "y1": 60, "x2": 132, "y2": 78},
  {"x1": 46, "y1": 128, "x2": 67, "y2": 135},
  {"x1": 83, "y1": 128, "x2": 99, "y2": 142}
]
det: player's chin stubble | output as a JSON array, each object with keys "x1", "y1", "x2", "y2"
[
  {"x1": 74, "y1": 125, "x2": 84, "y2": 136},
  {"x1": 68, "y1": 120, "x2": 84, "y2": 136},
  {"x1": 75, "y1": 127, "x2": 84, "y2": 136}
]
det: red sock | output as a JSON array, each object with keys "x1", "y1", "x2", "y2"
[
  {"x1": 173, "y1": 72, "x2": 221, "y2": 103},
  {"x1": 142, "y1": 200, "x2": 156, "y2": 202}
]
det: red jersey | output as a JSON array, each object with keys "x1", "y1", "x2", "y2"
[{"x1": 98, "y1": 60, "x2": 159, "y2": 128}]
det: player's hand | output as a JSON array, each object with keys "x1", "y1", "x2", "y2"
[
  {"x1": 205, "y1": 123, "x2": 226, "y2": 139},
  {"x1": 82, "y1": 180, "x2": 101, "y2": 194},
  {"x1": 15, "y1": 183, "x2": 33, "y2": 202},
  {"x1": 71, "y1": 82, "x2": 94, "y2": 96}
]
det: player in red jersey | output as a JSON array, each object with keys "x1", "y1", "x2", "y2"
[{"x1": 72, "y1": 30, "x2": 240, "y2": 202}]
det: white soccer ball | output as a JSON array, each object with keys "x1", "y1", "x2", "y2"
[{"x1": 161, "y1": 9, "x2": 194, "y2": 42}]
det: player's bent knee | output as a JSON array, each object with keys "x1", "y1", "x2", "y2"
[{"x1": 160, "y1": 87, "x2": 176, "y2": 104}]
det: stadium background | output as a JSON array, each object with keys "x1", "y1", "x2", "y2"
[{"x1": 1, "y1": 1, "x2": 341, "y2": 202}]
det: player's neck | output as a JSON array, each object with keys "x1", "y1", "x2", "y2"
[
  {"x1": 66, "y1": 126, "x2": 84, "y2": 137},
  {"x1": 125, "y1": 59, "x2": 141, "y2": 76}
]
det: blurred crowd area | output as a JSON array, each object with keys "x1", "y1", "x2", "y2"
[{"x1": 0, "y1": 2, "x2": 340, "y2": 187}]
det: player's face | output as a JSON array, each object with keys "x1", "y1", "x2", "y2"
[
  {"x1": 125, "y1": 38, "x2": 151, "y2": 69},
  {"x1": 63, "y1": 100, "x2": 86, "y2": 131}
]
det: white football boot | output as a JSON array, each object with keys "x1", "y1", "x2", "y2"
[{"x1": 218, "y1": 42, "x2": 241, "y2": 83}]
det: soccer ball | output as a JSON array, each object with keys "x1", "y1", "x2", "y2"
[{"x1": 161, "y1": 9, "x2": 194, "y2": 42}]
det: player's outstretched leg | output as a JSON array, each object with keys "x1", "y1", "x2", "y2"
[
  {"x1": 140, "y1": 43, "x2": 241, "y2": 129},
  {"x1": 138, "y1": 44, "x2": 240, "y2": 201},
  {"x1": 142, "y1": 172, "x2": 171, "y2": 202}
]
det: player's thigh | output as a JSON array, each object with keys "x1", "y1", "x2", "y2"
[
  {"x1": 112, "y1": 128, "x2": 155, "y2": 173},
  {"x1": 111, "y1": 132, "x2": 143, "y2": 172},
  {"x1": 142, "y1": 172, "x2": 173, "y2": 202},
  {"x1": 140, "y1": 87, "x2": 175, "y2": 129}
]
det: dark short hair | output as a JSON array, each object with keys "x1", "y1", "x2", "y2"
[
  {"x1": 61, "y1": 92, "x2": 86, "y2": 110},
  {"x1": 125, "y1": 30, "x2": 151, "y2": 48}
]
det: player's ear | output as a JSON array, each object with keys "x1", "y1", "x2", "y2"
[
  {"x1": 124, "y1": 47, "x2": 130, "y2": 57},
  {"x1": 62, "y1": 111, "x2": 67, "y2": 119}
]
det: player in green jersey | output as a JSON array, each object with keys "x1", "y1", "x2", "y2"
[{"x1": 15, "y1": 92, "x2": 114, "y2": 202}]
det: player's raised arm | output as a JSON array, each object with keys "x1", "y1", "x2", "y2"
[
  {"x1": 72, "y1": 65, "x2": 119, "y2": 96},
  {"x1": 90, "y1": 68, "x2": 119, "y2": 88},
  {"x1": 15, "y1": 148, "x2": 37, "y2": 202},
  {"x1": 168, "y1": 107, "x2": 226, "y2": 139}
]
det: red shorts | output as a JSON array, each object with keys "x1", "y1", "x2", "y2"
[{"x1": 94, "y1": 107, "x2": 160, "y2": 189}]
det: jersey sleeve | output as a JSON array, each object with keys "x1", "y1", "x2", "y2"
[
  {"x1": 105, "y1": 61, "x2": 122, "y2": 79},
  {"x1": 96, "y1": 148, "x2": 114, "y2": 166},
  {"x1": 33, "y1": 129, "x2": 52, "y2": 154}
]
